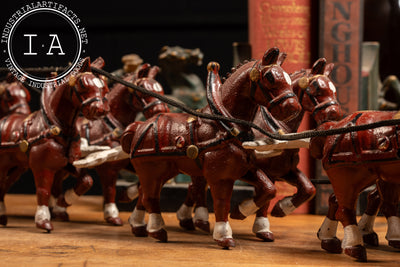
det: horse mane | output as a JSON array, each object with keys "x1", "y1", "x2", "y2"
[
  {"x1": 221, "y1": 59, "x2": 256, "y2": 84},
  {"x1": 290, "y1": 68, "x2": 309, "y2": 81}
]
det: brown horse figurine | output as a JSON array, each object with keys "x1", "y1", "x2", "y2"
[
  {"x1": 0, "y1": 75, "x2": 31, "y2": 117},
  {"x1": 0, "y1": 57, "x2": 110, "y2": 232},
  {"x1": 311, "y1": 111, "x2": 400, "y2": 261},
  {"x1": 120, "y1": 47, "x2": 302, "y2": 248},
  {"x1": 177, "y1": 58, "x2": 343, "y2": 241},
  {"x1": 50, "y1": 60, "x2": 169, "y2": 226}
]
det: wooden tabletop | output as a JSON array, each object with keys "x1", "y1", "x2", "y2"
[{"x1": 0, "y1": 194, "x2": 398, "y2": 266}]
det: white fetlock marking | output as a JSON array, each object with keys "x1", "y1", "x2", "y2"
[
  {"x1": 213, "y1": 221, "x2": 233, "y2": 241},
  {"x1": 176, "y1": 204, "x2": 193, "y2": 221},
  {"x1": 35, "y1": 205, "x2": 50, "y2": 223},
  {"x1": 317, "y1": 217, "x2": 338, "y2": 240},
  {"x1": 52, "y1": 204, "x2": 66, "y2": 213},
  {"x1": 64, "y1": 189, "x2": 80, "y2": 205},
  {"x1": 252, "y1": 217, "x2": 272, "y2": 234},
  {"x1": 127, "y1": 185, "x2": 139, "y2": 200},
  {"x1": 0, "y1": 202, "x2": 6, "y2": 216},
  {"x1": 128, "y1": 207, "x2": 146, "y2": 227},
  {"x1": 49, "y1": 195, "x2": 56, "y2": 209},
  {"x1": 238, "y1": 199, "x2": 258, "y2": 217},
  {"x1": 193, "y1": 207, "x2": 209, "y2": 222},
  {"x1": 278, "y1": 197, "x2": 296, "y2": 216},
  {"x1": 104, "y1": 203, "x2": 119, "y2": 219},
  {"x1": 342, "y1": 225, "x2": 363, "y2": 248},
  {"x1": 358, "y1": 214, "x2": 376, "y2": 235},
  {"x1": 147, "y1": 213, "x2": 165, "y2": 233},
  {"x1": 386, "y1": 216, "x2": 400, "y2": 241}
]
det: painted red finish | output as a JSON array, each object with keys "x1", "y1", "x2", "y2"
[
  {"x1": 120, "y1": 47, "x2": 302, "y2": 248},
  {"x1": 0, "y1": 58, "x2": 110, "y2": 232}
]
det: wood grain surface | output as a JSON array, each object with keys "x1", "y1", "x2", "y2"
[{"x1": 0, "y1": 194, "x2": 398, "y2": 266}]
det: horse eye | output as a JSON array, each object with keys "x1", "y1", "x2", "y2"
[{"x1": 264, "y1": 71, "x2": 275, "y2": 84}]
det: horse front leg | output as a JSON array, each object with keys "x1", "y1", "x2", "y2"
[
  {"x1": 253, "y1": 203, "x2": 274, "y2": 242},
  {"x1": 128, "y1": 186, "x2": 148, "y2": 237},
  {"x1": 358, "y1": 186, "x2": 381, "y2": 247},
  {"x1": 96, "y1": 162, "x2": 124, "y2": 226},
  {"x1": 231, "y1": 169, "x2": 276, "y2": 220},
  {"x1": 271, "y1": 168, "x2": 316, "y2": 217},
  {"x1": 176, "y1": 176, "x2": 210, "y2": 232},
  {"x1": 32, "y1": 168, "x2": 56, "y2": 232},
  {"x1": 209, "y1": 178, "x2": 235, "y2": 248},
  {"x1": 317, "y1": 193, "x2": 342, "y2": 254}
]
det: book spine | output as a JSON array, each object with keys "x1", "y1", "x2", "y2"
[{"x1": 319, "y1": 0, "x2": 364, "y2": 114}]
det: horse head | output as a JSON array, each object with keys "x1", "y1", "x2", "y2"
[
  {"x1": 249, "y1": 47, "x2": 302, "y2": 122},
  {"x1": 129, "y1": 63, "x2": 169, "y2": 119},
  {"x1": 293, "y1": 58, "x2": 343, "y2": 125},
  {"x1": 68, "y1": 58, "x2": 110, "y2": 119},
  {"x1": 0, "y1": 80, "x2": 31, "y2": 116}
]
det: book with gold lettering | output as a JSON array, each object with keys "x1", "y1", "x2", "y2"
[
  {"x1": 315, "y1": 0, "x2": 364, "y2": 214},
  {"x1": 248, "y1": 0, "x2": 317, "y2": 214}
]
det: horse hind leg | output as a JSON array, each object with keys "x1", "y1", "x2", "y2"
[
  {"x1": 271, "y1": 169, "x2": 316, "y2": 217},
  {"x1": 176, "y1": 176, "x2": 210, "y2": 232},
  {"x1": 49, "y1": 170, "x2": 70, "y2": 222},
  {"x1": 378, "y1": 181, "x2": 400, "y2": 249},
  {"x1": 96, "y1": 163, "x2": 123, "y2": 226}
]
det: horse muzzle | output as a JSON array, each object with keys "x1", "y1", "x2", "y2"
[
  {"x1": 81, "y1": 97, "x2": 110, "y2": 120},
  {"x1": 269, "y1": 93, "x2": 302, "y2": 123}
]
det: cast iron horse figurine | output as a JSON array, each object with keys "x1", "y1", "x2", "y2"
[
  {"x1": 176, "y1": 57, "x2": 342, "y2": 241},
  {"x1": 50, "y1": 58, "x2": 169, "y2": 225},
  {"x1": 312, "y1": 110, "x2": 400, "y2": 261},
  {"x1": 120, "y1": 47, "x2": 302, "y2": 248},
  {"x1": 0, "y1": 58, "x2": 110, "y2": 232}
]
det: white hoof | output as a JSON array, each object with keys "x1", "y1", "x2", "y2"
[
  {"x1": 342, "y1": 225, "x2": 363, "y2": 249},
  {"x1": 176, "y1": 204, "x2": 193, "y2": 221},
  {"x1": 104, "y1": 203, "x2": 119, "y2": 219},
  {"x1": 213, "y1": 221, "x2": 233, "y2": 241},
  {"x1": 35, "y1": 205, "x2": 51, "y2": 224},
  {"x1": 147, "y1": 213, "x2": 165, "y2": 233},
  {"x1": 252, "y1": 216, "x2": 272, "y2": 234},
  {"x1": 317, "y1": 217, "x2": 338, "y2": 240},
  {"x1": 386, "y1": 216, "x2": 400, "y2": 241},
  {"x1": 128, "y1": 207, "x2": 146, "y2": 227}
]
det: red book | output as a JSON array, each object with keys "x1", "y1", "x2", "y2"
[{"x1": 248, "y1": 0, "x2": 315, "y2": 214}]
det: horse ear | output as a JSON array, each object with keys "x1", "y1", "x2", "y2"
[
  {"x1": 79, "y1": 57, "x2": 91, "y2": 72},
  {"x1": 148, "y1": 66, "x2": 160, "y2": 79},
  {"x1": 137, "y1": 63, "x2": 151, "y2": 78},
  {"x1": 324, "y1": 63, "x2": 334, "y2": 77},
  {"x1": 311, "y1": 58, "x2": 327, "y2": 75},
  {"x1": 91, "y1": 57, "x2": 105, "y2": 69},
  {"x1": 277, "y1": 52, "x2": 287, "y2": 66},
  {"x1": 262, "y1": 47, "x2": 280, "y2": 65}
]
